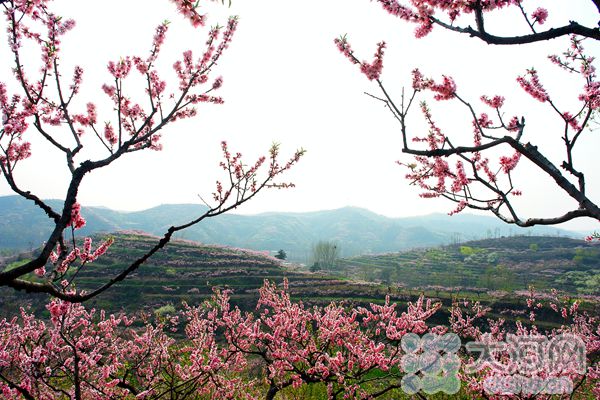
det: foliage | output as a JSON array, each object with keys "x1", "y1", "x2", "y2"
[
  {"x1": 340, "y1": 236, "x2": 600, "y2": 294},
  {"x1": 556, "y1": 270, "x2": 600, "y2": 296},
  {"x1": 154, "y1": 303, "x2": 176, "y2": 317},
  {"x1": 459, "y1": 246, "x2": 477, "y2": 257},
  {"x1": 479, "y1": 265, "x2": 515, "y2": 291},
  {"x1": 274, "y1": 249, "x2": 287, "y2": 260},
  {"x1": 6, "y1": 232, "x2": 418, "y2": 320},
  {"x1": 529, "y1": 243, "x2": 539, "y2": 252}
]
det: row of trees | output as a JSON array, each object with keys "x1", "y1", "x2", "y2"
[{"x1": 1, "y1": 279, "x2": 598, "y2": 399}]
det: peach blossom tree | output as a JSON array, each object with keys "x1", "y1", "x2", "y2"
[
  {"x1": 0, "y1": 0, "x2": 304, "y2": 301},
  {"x1": 336, "y1": 1, "x2": 600, "y2": 230}
]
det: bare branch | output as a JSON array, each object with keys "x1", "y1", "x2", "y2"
[{"x1": 431, "y1": 18, "x2": 600, "y2": 45}]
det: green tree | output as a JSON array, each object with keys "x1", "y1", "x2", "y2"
[
  {"x1": 529, "y1": 243, "x2": 539, "y2": 252},
  {"x1": 379, "y1": 268, "x2": 392, "y2": 284},
  {"x1": 310, "y1": 241, "x2": 340, "y2": 271},
  {"x1": 480, "y1": 265, "x2": 515, "y2": 291},
  {"x1": 274, "y1": 249, "x2": 287, "y2": 260}
]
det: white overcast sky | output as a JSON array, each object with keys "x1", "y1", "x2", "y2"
[{"x1": 1, "y1": 0, "x2": 599, "y2": 231}]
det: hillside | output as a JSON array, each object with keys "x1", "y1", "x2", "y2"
[
  {"x1": 3, "y1": 233, "x2": 597, "y2": 331},
  {"x1": 0, "y1": 232, "x2": 388, "y2": 317},
  {"x1": 0, "y1": 195, "x2": 577, "y2": 260},
  {"x1": 336, "y1": 236, "x2": 600, "y2": 295}
]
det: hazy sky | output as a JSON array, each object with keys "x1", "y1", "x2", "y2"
[{"x1": 1, "y1": 0, "x2": 599, "y2": 231}]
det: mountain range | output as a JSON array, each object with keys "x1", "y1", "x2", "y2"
[{"x1": 0, "y1": 195, "x2": 577, "y2": 261}]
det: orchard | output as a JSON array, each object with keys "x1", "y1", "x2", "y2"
[{"x1": 1, "y1": 0, "x2": 599, "y2": 399}]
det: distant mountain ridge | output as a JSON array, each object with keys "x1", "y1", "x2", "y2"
[{"x1": 0, "y1": 195, "x2": 577, "y2": 261}]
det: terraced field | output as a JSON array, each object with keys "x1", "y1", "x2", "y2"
[
  {"x1": 0, "y1": 232, "x2": 389, "y2": 317},
  {"x1": 2, "y1": 233, "x2": 597, "y2": 330},
  {"x1": 336, "y1": 236, "x2": 600, "y2": 295}
]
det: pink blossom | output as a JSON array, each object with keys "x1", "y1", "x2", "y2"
[
  {"x1": 212, "y1": 17, "x2": 238, "y2": 63},
  {"x1": 360, "y1": 41, "x2": 386, "y2": 81},
  {"x1": 411, "y1": 68, "x2": 428, "y2": 90},
  {"x1": 335, "y1": 38, "x2": 386, "y2": 81},
  {"x1": 1, "y1": 279, "x2": 599, "y2": 398},
  {"x1": 107, "y1": 57, "x2": 132, "y2": 79},
  {"x1": 585, "y1": 232, "x2": 600, "y2": 242},
  {"x1": 103, "y1": 122, "x2": 117, "y2": 145},
  {"x1": 69, "y1": 202, "x2": 86, "y2": 229},
  {"x1": 171, "y1": 0, "x2": 206, "y2": 27},
  {"x1": 69, "y1": 66, "x2": 83, "y2": 94},
  {"x1": 580, "y1": 81, "x2": 600, "y2": 110},
  {"x1": 448, "y1": 199, "x2": 467, "y2": 216},
  {"x1": 476, "y1": 113, "x2": 493, "y2": 128},
  {"x1": 499, "y1": 152, "x2": 521, "y2": 173},
  {"x1": 5, "y1": 141, "x2": 32, "y2": 162},
  {"x1": 506, "y1": 116, "x2": 521, "y2": 131},
  {"x1": 480, "y1": 95, "x2": 505, "y2": 109},
  {"x1": 80, "y1": 237, "x2": 114, "y2": 263},
  {"x1": 450, "y1": 160, "x2": 468, "y2": 192},
  {"x1": 212, "y1": 76, "x2": 223, "y2": 90},
  {"x1": 148, "y1": 23, "x2": 169, "y2": 64},
  {"x1": 563, "y1": 111, "x2": 581, "y2": 131},
  {"x1": 517, "y1": 68, "x2": 549, "y2": 102},
  {"x1": 430, "y1": 75, "x2": 456, "y2": 100},
  {"x1": 101, "y1": 83, "x2": 116, "y2": 97},
  {"x1": 414, "y1": 20, "x2": 433, "y2": 38},
  {"x1": 531, "y1": 7, "x2": 548, "y2": 25},
  {"x1": 334, "y1": 36, "x2": 359, "y2": 65}
]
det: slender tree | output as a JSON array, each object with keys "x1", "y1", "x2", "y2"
[{"x1": 311, "y1": 240, "x2": 340, "y2": 271}]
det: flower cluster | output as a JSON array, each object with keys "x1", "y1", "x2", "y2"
[
  {"x1": 480, "y1": 95, "x2": 505, "y2": 109},
  {"x1": 46, "y1": 235, "x2": 114, "y2": 278},
  {"x1": 360, "y1": 41, "x2": 386, "y2": 81},
  {"x1": 0, "y1": 83, "x2": 33, "y2": 172},
  {"x1": 334, "y1": 37, "x2": 386, "y2": 81},
  {"x1": 69, "y1": 202, "x2": 86, "y2": 229},
  {"x1": 397, "y1": 79, "x2": 522, "y2": 215},
  {"x1": 517, "y1": 68, "x2": 549, "y2": 102},
  {"x1": 531, "y1": 7, "x2": 548, "y2": 25},
  {"x1": 1, "y1": 281, "x2": 597, "y2": 399},
  {"x1": 0, "y1": 300, "x2": 172, "y2": 399},
  {"x1": 171, "y1": 0, "x2": 208, "y2": 27},
  {"x1": 210, "y1": 141, "x2": 304, "y2": 205},
  {"x1": 499, "y1": 152, "x2": 521, "y2": 174},
  {"x1": 4, "y1": 0, "x2": 239, "y2": 159},
  {"x1": 372, "y1": 1, "x2": 545, "y2": 38},
  {"x1": 336, "y1": 6, "x2": 598, "y2": 226}
]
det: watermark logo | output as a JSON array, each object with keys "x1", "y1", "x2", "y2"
[
  {"x1": 399, "y1": 333, "x2": 585, "y2": 396},
  {"x1": 400, "y1": 332, "x2": 461, "y2": 395},
  {"x1": 465, "y1": 333, "x2": 585, "y2": 395}
]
